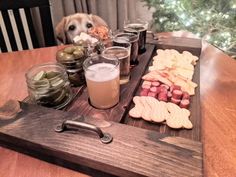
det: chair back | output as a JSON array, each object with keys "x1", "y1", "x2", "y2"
[{"x1": 0, "y1": 0, "x2": 56, "y2": 52}]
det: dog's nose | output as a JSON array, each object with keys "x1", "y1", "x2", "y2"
[
  {"x1": 68, "y1": 25, "x2": 76, "y2": 31},
  {"x1": 86, "y1": 23, "x2": 93, "y2": 28}
]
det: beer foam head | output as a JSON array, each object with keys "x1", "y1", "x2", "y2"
[
  {"x1": 125, "y1": 21, "x2": 148, "y2": 31},
  {"x1": 103, "y1": 47, "x2": 129, "y2": 59},
  {"x1": 114, "y1": 36, "x2": 129, "y2": 43},
  {"x1": 85, "y1": 63, "x2": 119, "y2": 82}
]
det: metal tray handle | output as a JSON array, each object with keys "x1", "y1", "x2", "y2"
[{"x1": 55, "y1": 120, "x2": 112, "y2": 144}]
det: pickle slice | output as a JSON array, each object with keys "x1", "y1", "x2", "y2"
[
  {"x1": 33, "y1": 79, "x2": 50, "y2": 89},
  {"x1": 33, "y1": 71, "x2": 46, "y2": 81},
  {"x1": 30, "y1": 69, "x2": 72, "y2": 108},
  {"x1": 50, "y1": 77, "x2": 64, "y2": 88},
  {"x1": 46, "y1": 71, "x2": 60, "y2": 79},
  {"x1": 40, "y1": 88, "x2": 68, "y2": 107},
  {"x1": 53, "y1": 89, "x2": 67, "y2": 104}
]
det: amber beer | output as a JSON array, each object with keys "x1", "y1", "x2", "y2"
[
  {"x1": 103, "y1": 46, "x2": 130, "y2": 84},
  {"x1": 83, "y1": 56, "x2": 120, "y2": 109},
  {"x1": 113, "y1": 33, "x2": 139, "y2": 66},
  {"x1": 124, "y1": 20, "x2": 148, "y2": 54}
]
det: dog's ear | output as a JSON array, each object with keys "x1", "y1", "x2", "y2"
[
  {"x1": 89, "y1": 14, "x2": 107, "y2": 27},
  {"x1": 55, "y1": 17, "x2": 67, "y2": 44}
]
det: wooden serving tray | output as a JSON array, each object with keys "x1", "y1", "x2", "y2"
[
  {"x1": 0, "y1": 38, "x2": 203, "y2": 176},
  {"x1": 0, "y1": 102, "x2": 202, "y2": 177}
]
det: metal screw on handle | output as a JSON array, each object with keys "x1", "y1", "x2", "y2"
[{"x1": 55, "y1": 120, "x2": 113, "y2": 144}]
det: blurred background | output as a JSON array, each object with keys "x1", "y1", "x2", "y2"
[{"x1": 50, "y1": 0, "x2": 153, "y2": 31}]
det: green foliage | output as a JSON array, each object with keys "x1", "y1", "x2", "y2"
[{"x1": 142, "y1": 0, "x2": 236, "y2": 57}]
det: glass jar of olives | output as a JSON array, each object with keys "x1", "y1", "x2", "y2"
[
  {"x1": 25, "y1": 63, "x2": 72, "y2": 109},
  {"x1": 56, "y1": 45, "x2": 88, "y2": 86}
]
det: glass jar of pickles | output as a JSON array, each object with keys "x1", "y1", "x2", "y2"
[
  {"x1": 56, "y1": 45, "x2": 88, "y2": 86},
  {"x1": 25, "y1": 63, "x2": 72, "y2": 109}
]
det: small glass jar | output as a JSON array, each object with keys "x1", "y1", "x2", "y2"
[
  {"x1": 25, "y1": 63, "x2": 72, "y2": 109},
  {"x1": 56, "y1": 45, "x2": 88, "y2": 86}
]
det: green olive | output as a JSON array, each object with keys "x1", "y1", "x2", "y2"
[
  {"x1": 75, "y1": 45, "x2": 84, "y2": 51},
  {"x1": 73, "y1": 50, "x2": 84, "y2": 59},
  {"x1": 60, "y1": 53, "x2": 74, "y2": 61},
  {"x1": 56, "y1": 50, "x2": 66, "y2": 59},
  {"x1": 63, "y1": 46, "x2": 76, "y2": 54}
]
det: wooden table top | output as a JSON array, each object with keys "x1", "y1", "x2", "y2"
[{"x1": 0, "y1": 33, "x2": 236, "y2": 177}]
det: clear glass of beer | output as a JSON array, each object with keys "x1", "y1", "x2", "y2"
[
  {"x1": 113, "y1": 32, "x2": 139, "y2": 66},
  {"x1": 83, "y1": 55, "x2": 120, "y2": 109},
  {"x1": 124, "y1": 19, "x2": 148, "y2": 54},
  {"x1": 102, "y1": 45, "x2": 131, "y2": 84}
]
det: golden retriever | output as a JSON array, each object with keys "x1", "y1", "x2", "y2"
[{"x1": 55, "y1": 13, "x2": 107, "y2": 44}]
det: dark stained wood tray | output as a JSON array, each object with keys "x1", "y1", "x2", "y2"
[
  {"x1": 0, "y1": 37, "x2": 203, "y2": 176},
  {"x1": 0, "y1": 102, "x2": 202, "y2": 177}
]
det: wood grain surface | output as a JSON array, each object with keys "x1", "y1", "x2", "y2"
[
  {"x1": 0, "y1": 102, "x2": 202, "y2": 177},
  {"x1": 200, "y1": 42, "x2": 236, "y2": 177},
  {"x1": 147, "y1": 34, "x2": 202, "y2": 57},
  {"x1": 0, "y1": 32, "x2": 236, "y2": 176}
]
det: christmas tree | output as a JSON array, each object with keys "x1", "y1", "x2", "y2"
[{"x1": 142, "y1": 0, "x2": 236, "y2": 58}]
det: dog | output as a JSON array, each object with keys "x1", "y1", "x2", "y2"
[{"x1": 55, "y1": 13, "x2": 107, "y2": 44}]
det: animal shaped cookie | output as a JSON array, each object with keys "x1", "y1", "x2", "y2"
[
  {"x1": 129, "y1": 96, "x2": 193, "y2": 129},
  {"x1": 129, "y1": 96, "x2": 169, "y2": 123},
  {"x1": 166, "y1": 102, "x2": 193, "y2": 129}
]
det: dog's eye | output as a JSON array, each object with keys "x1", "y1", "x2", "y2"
[
  {"x1": 86, "y1": 23, "x2": 93, "y2": 28},
  {"x1": 68, "y1": 25, "x2": 76, "y2": 31}
]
